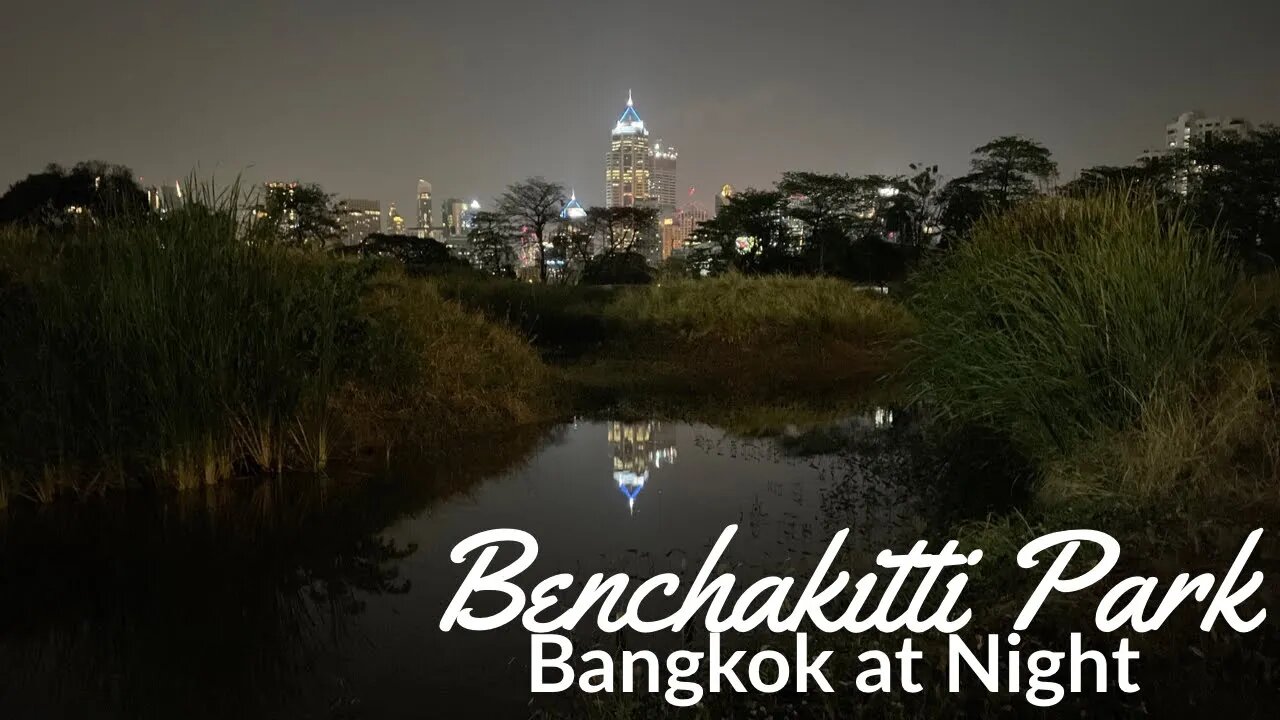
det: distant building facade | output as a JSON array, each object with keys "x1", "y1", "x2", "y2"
[
  {"x1": 714, "y1": 184, "x2": 735, "y2": 215},
  {"x1": 387, "y1": 202, "x2": 406, "y2": 234},
  {"x1": 1141, "y1": 111, "x2": 1253, "y2": 162},
  {"x1": 338, "y1": 199, "x2": 381, "y2": 245},
  {"x1": 442, "y1": 197, "x2": 468, "y2": 237},
  {"x1": 660, "y1": 202, "x2": 710, "y2": 259},
  {"x1": 416, "y1": 179, "x2": 434, "y2": 232},
  {"x1": 652, "y1": 141, "x2": 678, "y2": 211}
]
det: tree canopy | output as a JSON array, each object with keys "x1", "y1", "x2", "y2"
[{"x1": 0, "y1": 161, "x2": 148, "y2": 230}]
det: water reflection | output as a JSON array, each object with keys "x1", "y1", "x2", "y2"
[
  {"x1": 0, "y1": 410, "x2": 939, "y2": 718},
  {"x1": 608, "y1": 421, "x2": 677, "y2": 513}
]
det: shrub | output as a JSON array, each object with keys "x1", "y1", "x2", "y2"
[{"x1": 908, "y1": 192, "x2": 1242, "y2": 464}]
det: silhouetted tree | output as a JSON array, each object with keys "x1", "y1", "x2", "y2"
[
  {"x1": 259, "y1": 182, "x2": 341, "y2": 249},
  {"x1": 467, "y1": 211, "x2": 517, "y2": 277},
  {"x1": 0, "y1": 161, "x2": 148, "y2": 230},
  {"x1": 1186, "y1": 125, "x2": 1280, "y2": 263},
  {"x1": 497, "y1": 177, "x2": 565, "y2": 283},
  {"x1": 584, "y1": 206, "x2": 659, "y2": 256},
  {"x1": 345, "y1": 233, "x2": 466, "y2": 275},
  {"x1": 691, "y1": 189, "x2": 794, "y2": 275},
  {"x1": 967, "y1": 135, "x2": 1058, "y2": 209},
  {"x1": 884, "y1": 163, "x2": 943, "y2": 250}
]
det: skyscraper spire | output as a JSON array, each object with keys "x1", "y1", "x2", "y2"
[{"x1": 627, "y1": 89, "x2": 633, "y2": 107}]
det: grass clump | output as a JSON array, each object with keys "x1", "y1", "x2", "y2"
[
  {"x1": 337, "y1": 267, "x2": 551, "y2": 448},
  {"x1": 0, "y1": 192, "x2": 552, "y2": 498},
  {"x1": 908, "y1": 192, "x2": 1243, "y2": 467}
]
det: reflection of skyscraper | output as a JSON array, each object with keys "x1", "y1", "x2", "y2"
[{"x1": 608, "y1": 421, "x2": 677, "y2": 513}]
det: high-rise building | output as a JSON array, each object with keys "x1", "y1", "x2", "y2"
[
  {"x1": 714, "y1": 184, "x2": 735, "y2": 215},
  {"x1": 560, "y1": 190, "x2": 587, "y2": 221},
  {"x1": 652, "y1": 141, "x2": 678, "y2": 211},
  {"x1": 1164, "y1": 111, "x2": 1252, "y2": 150},
  {"x1": 605, "y1": 91, "x2": 654, "y2": 208},
  {"x1": 1141, "y1": 111, "x2": 1253, "y2": 162},
  {"x1": 387, "y1": 202, "x2": 406, "y2": 234},
  {"x1": 416, "y1": 179, "x2": 433, "y2": 231},
  {"x1": 442, "y1": 197, "x2": 469, "y2": 237},
  {"x1": 145, "y1": 181, "x2": 184, "y2": 214},
  {"x1": 660, "y1": 202, "x2": 711, "y2": 258},
  {"x1": 338, "y1": 199, "x2": 381, "y2": 245}
]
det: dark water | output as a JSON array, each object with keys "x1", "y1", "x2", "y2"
[{"x1": 0, "y1": 411, "x2": 922, "y2": 719}]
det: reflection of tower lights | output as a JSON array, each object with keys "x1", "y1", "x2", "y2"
[
  {"x1": 608, "y1": 421, "x2": 677, "y2": 514},
  {"x1": 874, "y1": 408, "x2": 894, "y2": 428}
]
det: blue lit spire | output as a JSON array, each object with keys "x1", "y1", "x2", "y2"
[
  {"x1": 561, "y1": 190, "x2": 586, "y2": 220},
  {"x1": 614, "y1": 91, "x2": 645, "y2": 133}
]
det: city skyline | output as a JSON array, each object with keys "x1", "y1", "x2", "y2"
[{"x1": 2, "y1": 1, "x2": 1278, "y2": 219}]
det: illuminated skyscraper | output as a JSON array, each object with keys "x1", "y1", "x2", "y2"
[
  {"x1": 652, "y1": 141, "x2": 678, "y2": 211},
  {"x1": 560, "y1": 190, "x2": 587, "y2": 221},
  {"x1": 416, "y1": 179, "x2": 433, "y2": 232},
  {"x1": 442, "y1": 197, "x2": 468, "y2": 237},
  {"x1": 605, "y1": 91, "x2": 653, "y2": 208},
  {"x1": 714, "y1": 183, "x2": 735, "y2": 215},
  {"x1": 661, "y1": 202, "x2": 710, "y2": 259},
  {"x1": 387, "y1": 202, "x2": 406, "y2": 234}
]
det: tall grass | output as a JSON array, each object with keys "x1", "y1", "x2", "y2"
[
  {"x1": 908, "y1": 192, "x2": 1243, "y2": 465},
  {"x1": 0, "y1": 189, "x2": 551, "y2": 498},
  {"x1": 336, "y1": 267, "x2": 550, "y2": 448},
  {"x1": 609, "y1": 273, "x2": 913, "y2": 347}
]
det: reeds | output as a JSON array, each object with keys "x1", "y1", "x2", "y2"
[
  {"x1": 0, "y1": 184, "x2": 551, "y2": 498},
  {"x1": 907, "y1": 191, "x2": 1242, "y2": 464}
]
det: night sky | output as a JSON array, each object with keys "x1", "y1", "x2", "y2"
[{"x1": 3, "y1": 0, "x2": 1277, "y2": 215}]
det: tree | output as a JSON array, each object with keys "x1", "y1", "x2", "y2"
[
  {"x1": 550, "y1": 221, "x2": 594, "y2": 283},
  {"x1": 259, "y1": 182, "x2": 341, "y2": 249},
  {"x1": 584, "y1": 206, "x2": 659, "y2": 256},
  {"x1": 936, "y1": 176, "x2": 989, "y2": 245},
  {"x1": 967, "y1": 135, "x2": 1058, "y2": 210},
  {"x1": 884, "y1": 163, "x2": 943, "y2": 250},
  {"x1": 778, "y1": 171, "x2": 860, "y2": 274},
  {"x1": 497, "y1": 177, "x2": 565, "y2": 283},
  {"x1": 691, "y1": 189, "x2": 794, "y2": 275},
  {"x1": 346, "y1": 233, "x2": 467, "y2": 275},
  {"x1": 467, "y1": 211, "x2": 517, "y2": 277},
  {"x1": 1185, "y1": 125, "x2": 1280, "y2": 263},
  {"x1": 0, "y1": 161, "x2": 148, "y2": 230}
]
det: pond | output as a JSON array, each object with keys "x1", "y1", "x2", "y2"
[{"x1": 0, "y1": 410, "x2": 932, "y2": 719}]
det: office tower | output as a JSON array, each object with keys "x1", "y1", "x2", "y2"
[
  {"x1": 416, "y1": 179, "x2": 433, "y2": 230},
  {"x1": 651, "y1": 141, "x2": 678, "y2": 211},
  {"x1": 605, "y1": 91, "x2": 653, "y2": 207},
  {"x1": 387, "y1": 202, "x2": 405, "y2": 234}
]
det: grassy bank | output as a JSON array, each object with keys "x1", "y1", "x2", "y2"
[
  {"x1": 442, "y1": 273, "x2": 914, "y2": 408},
  {"x1": 0, "y1": 200, "x2": 549, "y2": 499}
]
